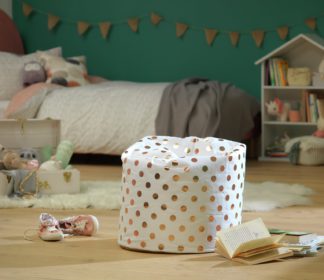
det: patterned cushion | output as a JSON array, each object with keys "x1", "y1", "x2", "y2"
[
  {"x1": 0, "y1": 47, "x2": 61, "y2": 100},
  {"x1": 39, "y1": 53, "x2": 89, "y2": 87}
]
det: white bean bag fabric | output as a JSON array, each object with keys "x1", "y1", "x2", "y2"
[{"x1": 118, "y1": 136, "x2": 246, "y2": 253}]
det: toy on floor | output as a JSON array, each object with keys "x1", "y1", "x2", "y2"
[
  {"x1": 313, "y1": 99, "x2": 324, "y2": 138},
  {"x1": 0, "y1": 148, "x2": 39, "y2": 170},
  {"x1": 265, "y1": 97, "x2": 290, "y2": 122},
  {"x1": 265, "y1": 132, "x2": 290, "y2": 157}
]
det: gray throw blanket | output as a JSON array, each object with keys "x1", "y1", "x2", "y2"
[{"x1": 155, "y1": 78, "x2": 260, "y2": 141}]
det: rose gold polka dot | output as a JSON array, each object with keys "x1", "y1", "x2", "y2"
[
  {"x1": 173, "y1": 175, "x2": 180, "y2": 181},
  {"x1": 151, "y1": 213, "x2": 157, "y2": 219},
  {"x1": 191, "y1": 195, "x2": 198, "y2": 202},
  {"x1": 147, "y1": 162, "x2": 152, "y2": 168},
  {"x1": 158, "y1": 244, "x2": 164, "y2": 250},
  {"x1": 209, "y1": 215, "x2": 214, "y2": 222},
  {"x1": 188, "y1": 235, "x2": 195, "y2": 242},
  {"x1": 134, "y1": 160, "x2": 139, "y2": 166},
  {"x1": 224, "y1": 214, "x2": 228, "y2": 221},
  {"x1": 202, "y1": 165, "x2": 208, "y2": 172},
  {"x1": 236, "y1": 193, "x2": 240, "y2": 199},
  {"x1": 190, "y1": 215, "x2": 196, "y2": 222},
  {"x1": 216, "y1": 225, "x2": 221, "y2": 231},
  {"x1": 179, "y1": 225, "x2": 186, "y2": 232},
  {"x1": 171, "y1": 195, "x2": 178, "y2": 201},
  {"x1": 182, "y1": 185, "x2": 189, "y2": 192},
  {"x1": 150, "y1": 233, "x2": 155, "y2": 239},
  {"x1": 225, "y1": 195, "x2": 230, "y2": 201},
  {"x1": 129, "y1": 219, "x2": 133, "y2": 225},
  {"x1": 127, "y1": 169, "x2": 131, "y2": 175},
  {"x1": 125, "y1": 208, "x2": 128, "y2": 214},
  {"x1": 139, "y1": 171, "x2": 144, "y2": 177},
  {"x1": 210, "y1": 195, "x2": 215, "y2": 202},
  {"x1": 219, "y1": 185, "x2": 224, "y2": 192},
  {"x1": 161, "y1": 204, "x2": 167, "y2": 210},
  {"x1": 180, "y1": 205, "x2": 187, "y2": 212},
  {"x1": 130, "y1": 199, "x2": 134, "y2": 205},
  {"x1": 136, "y1": 210, "x2": 140, "y2": 217},
  {"x1": 155, "y1": 173, "x2": 160, "y2": 180},
  {"x1": 127, "y1": 238, "x2": 131, "y2": 244},
  {"x1": 207, "y1": 235, "x2": 213, "y2": 242},
  {"x1": 211, "y1": 176, "x2": 216, "y2": 182},
  {"x1": 143, "y1": 202, "x2": 149, "y2": 208},
  {"x1": 217, "y1": 205, "x2": 222, "y2": 211},
  {"x1": 137, "y1": 191, "x2": 142, "y2": 197},
  {"x1": 201, "y1": 185, "x2": 208, "y2": 192},
  {"x1": 231, "y1": 204, "x2": 235, "y2": 209},
  {"x1": 178, "y1": 245, "x2": 184, "y2": 252},
  {"x1": 140, "y1": 241, "x2": 146, "y2": 248},
  {"x1": 172, "y1": 161, "x2": 178, "y2": 166},
  {"x1": 200, "y1": 206, "x2": 206, "y2": 212},
  {"x1": 197, "y1": 245, "x2": 204, "y2": 252},
  {"x1": 153, "y1": 193, "x2": 159, "y2": 200},
  {"x1": 220, "y1": 165, "x2": 225, "y2": 172},
  {"x1": 193, "y1": 176, "x2": 199, "y2": 182},
  {"x1": 142, "y1": 221, "x2": 147, "y2": 228},
  {"x1": 126, "y1": 188, "x2": 130, "y2": 194},
  {"x1": 219, "y1": 146, "x2": 225, "y2": 151},
  {"x1": 146, "y1": 182, "x2": 151, "y2": 188},
  {"x1": 198, "y1": 226, "x2": 205, "y2": 232},
  {"x1": 159, "y1": 224, "x2": 166, "y2": 230},
  {"x1": 170, "y1": 215, "x2": 176, "y2": 222},
  {"x1": 169, "y1": 234, "x2": 175, "y2": 241},
  {"x1": 232, "y1": 184, "x2": 236, "y2": 190},
  {"x1": 227, "y1": 175, "x2": 231, "y2": 181},
  {"x1": 162, "y1": 184, "x2": 169, "y2": 191},
  {"x1": 134, "y1": 230, "x2": 139, "y2": 236}
]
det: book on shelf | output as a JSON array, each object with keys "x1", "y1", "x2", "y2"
[
  {"x1": 266, "y1": 58, "x2": 288, "y2": 86},
  {"x1": 216, "y1": 218, "x2": 293, "y2": 265},
  {"x1": 302, "y1": 91, "x2": 324, "y2": 123}
]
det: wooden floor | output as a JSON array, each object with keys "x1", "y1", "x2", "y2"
[{"x1": 0, "y1": 160, "x2": 323, "y2": 280}]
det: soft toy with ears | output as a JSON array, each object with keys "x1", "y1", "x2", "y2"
[
  {"x1": 265, "y1": 97, "x2": 290, "y2": 122},
  {"x1": 1, "y1": 150, "x2": 28, "y2": 170}
]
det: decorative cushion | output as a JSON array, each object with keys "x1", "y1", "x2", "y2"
[
  {"x1": 39, "y1": 53, "x2": 89, "y2": 87},
  {"x1": 0, "y1": 47, "x2": 61, "y2": 100},
  {"x1": 118, "y1": 136, "x2": 246, "y2": 253},
  {"x1": 285, "y1": 136, "x2": 324, "y2": 165}
]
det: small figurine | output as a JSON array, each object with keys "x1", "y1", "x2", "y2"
[{"x1": 265, "y1": 97, "x2": 290, "y2": 122}]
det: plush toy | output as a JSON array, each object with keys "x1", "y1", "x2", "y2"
[
  {"x1": 19, "y1": 148, "x2": 41, "y2": 162},
  {"x1": 1, "y1": 150, "x2": 28, "y2": 170},
  {"x1": 313, "y1": 99, "x2": 324, "y2": 138},
  {"x1": 22, "y1": 61, "x2": 46, "y2": 87},
  {"x1": 265, "y1": 97, "x2": 290, "y2": 122}
]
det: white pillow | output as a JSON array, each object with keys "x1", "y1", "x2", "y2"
[{"x1": 0, "y1": 47, "x2": 62, "y2": 100}]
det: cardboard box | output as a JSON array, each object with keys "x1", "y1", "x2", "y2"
[
  {"x1": 0, "y1": 119, "x2": 60, "y2": 161},
  {"x1": 37, "y1": 169, "x2": 80, "y2": 194}
]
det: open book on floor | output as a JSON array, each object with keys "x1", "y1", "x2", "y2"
[{"x1": 216, "y1": 218, "x2": 293, "y2": 265}]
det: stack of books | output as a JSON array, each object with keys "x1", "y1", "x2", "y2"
[
  {"x1": 269, "y1": 229, "x2": 324, "y2": 257},
  {"x1": 266, "y1": 58, "x2": 289, "y2": 86}
]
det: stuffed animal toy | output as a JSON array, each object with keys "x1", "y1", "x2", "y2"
[
  {"x1": 22, "y1": 61, "x2": 46, "y2": 87},
  {"x1": 1, "y1": 150, "x2": 28, "y2": 170},
  {"x1": 265, "y1": 97, "x2": 290, "y2": 122},
  {"x1": 19, "y1": 148, "x2": 41, "y2": 162},
  {"x1": 313, "y1": 99, "x2": 324, "y2": 138}
]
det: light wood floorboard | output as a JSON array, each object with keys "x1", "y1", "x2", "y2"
[{"x1": 0, "y1": 160, "x2": 323, "y2": 280}]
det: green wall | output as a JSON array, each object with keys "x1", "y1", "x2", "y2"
[{"x1": 13, "y1": 0, "x2": 324, "y2": 99}]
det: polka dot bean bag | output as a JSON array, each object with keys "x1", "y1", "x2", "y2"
[{"x1": 118, "y1": 136, "x2": 246, "y2": 253}]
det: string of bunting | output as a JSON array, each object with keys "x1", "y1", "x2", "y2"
[{"x1": 22, "y1": 1, "x2": 323, "y2": 48}]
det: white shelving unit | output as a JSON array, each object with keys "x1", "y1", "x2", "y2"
[{"x1": 255, "y1": 34, "x2": 324, "y2": 161}]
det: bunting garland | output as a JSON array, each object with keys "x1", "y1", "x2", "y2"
[{"x1": 21, "y1": 1, "x2": 324, "y2": 48}]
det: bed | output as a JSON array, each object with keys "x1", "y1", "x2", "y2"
[{"x1": 0, "y1": 9, "x2": 260, "y2": 158}]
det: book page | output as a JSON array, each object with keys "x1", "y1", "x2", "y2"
[
  {"x1": 216, "y1": 218, "x2": 270, "y2": 258},
  {"x1": 235, "y1": 234, "x2": 284, "y2": 256},
  {"x1": 233, "y1": 247, "x2": 293, "y2": 265}
]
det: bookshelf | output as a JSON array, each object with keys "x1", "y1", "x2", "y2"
[{"x1": 255, "y1": 34, "x2": 324, "y2": 161}]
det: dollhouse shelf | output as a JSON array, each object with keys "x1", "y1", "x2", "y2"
[{"x1": 255, "y1": 33, "x2": 324, "y2": 162}]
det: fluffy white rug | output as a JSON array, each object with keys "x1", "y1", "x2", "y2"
[{"x1": 0, "y1": 181, "x2": 314, "y2": 211}]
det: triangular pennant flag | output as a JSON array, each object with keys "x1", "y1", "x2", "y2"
[
  {"x1": 99, "y1": 22, "x2": 112, "y2": 39},
  {"x1": 252, "y1": 30, "x2": 265, "y2": 48},
  {"x1": 128, "y1": 18, "x2": 140, "y2": 32},
  {"x1": 305, "y1": 18, "x2": 317, "y2": 30},
  {"x1": 150, "y1": 12, "x2": 163, "y2": 26},
  {"x1": 229, "y1": 32, "x2": 240, "y2": 47},
  {"x1": 48, "y1": 14, "x2": 60, "y2": 30},
  {"x1": 277, "y1": 26, "x2": 289, "y2": 40},
  {"x1": 204, "y1": 28, "x2": 218, "y2": 46},
  {"x1": 22, "y1": 2, "x2": 33, "y2": 17},
  {"x1": 77, "y1": 21, "x2": 91, "y2": 35},
  {"x1": 176, "y1": 23, "x2": 189, "y2": 38}
]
